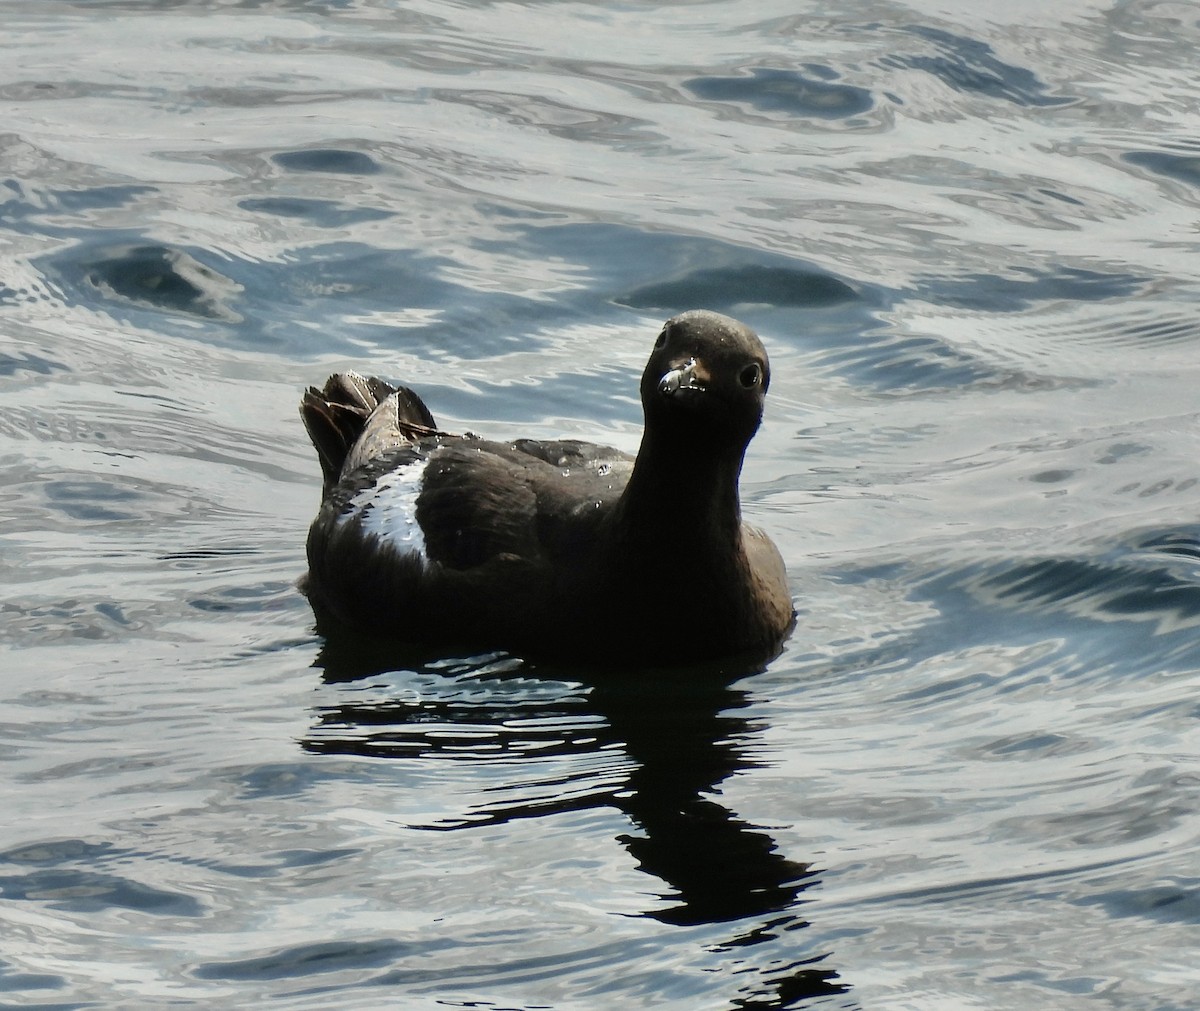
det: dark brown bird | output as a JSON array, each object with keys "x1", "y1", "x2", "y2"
[{"x1": 300, "y1": 310, "x2": 794, "y2": 664}]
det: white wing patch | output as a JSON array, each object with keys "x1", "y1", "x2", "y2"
[{"x1": 341, "y1": 459, "x2": 428, "y2": 562}]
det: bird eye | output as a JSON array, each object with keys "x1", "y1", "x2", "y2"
[{"x1": 738, "y1": 363, "x2": 762, "y2": 388}]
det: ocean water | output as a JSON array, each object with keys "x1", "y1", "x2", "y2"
[{"x1": 2, "y1": 0, "x2": 1200, "y2": 1008}]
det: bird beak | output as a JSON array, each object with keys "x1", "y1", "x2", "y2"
[{"x1": 658, "y1": 357, "x2": 707, "y2": 396}]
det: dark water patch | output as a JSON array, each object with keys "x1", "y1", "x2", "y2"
[
  {"x1": 0, "y1": 349, "x2": 70, "y2": 377},
  {"x1": 30, "y1": 230, "x2": 566, "y2": 371},
  {"x1": 257, "y1": 241, "x2": 517, "y2": 354},
  {"x1": 889, "y1": 526, "x2": 1200, "y2": 670},
  {"x1": 93, "y1": 601, "x2": 133, "y2": 627},
  {"x1": 623, "y1": 264, "x2": 857, "y2": 313},
  {"x1": 974, "y1": 554, "x2": 1200, "y2": 630},
  {"x1": 272, "y1": 148, "x2": 382, "y2": 175},
  {"x1": 43, "y1": 478, "x2": 142, "y2": 522},
  {"x1": 252, "y1": 241, "x2": 549, "y2": 357},
  {"x1": 194, "y1": 938, "x2": 426, "y2": 981},
  {"x1": 0, "y1": 865, "x2": 204, "y2": 916},
  {"x1": 9, "y1": 837, "x2": 365, "y2": 886},
  {"x1": 815, "y1": 331, "x2": 983, "y2": 391},
  {"x1": 0, "y1": 598, "x2": 149, "y2": 644},
  {"x1": 273, "y1": 847, "x2": 362, "y2": 870},
  {"x1": 1077, "y1": 879, "x2": 1200, "y2": 925},
  {"x1": 1010, "y1": 773, "x2": 1195, "y2": 848},
  {"x1": 881, "y1": 26, "x2": 1075, "y2": 107},
  {"x1": 239, "y1": 196, "x2": 392, "y2": 227},
  {"x1": 482, "y1": 220, "x2": 873, "y2": 312},
  {"x1": 1120, "y1": 476, "x2": 1199, "y2": 500},
  {"x1": 1037, "y1": 187, "x2": 1084, "y2": 207},
  {"x1": 1138, "y1": 529, "x2": 1200, "y2": 562},
  {"x1": 0, "y1": 959, "x2": 66, "y2": 994},
  {"x1": 1, "y1": 840, "x2": 117, "y2": 866},
  {"x1": 975, "y1": 731, "x2": 1093, "y2": 760},
  {"x1": 38, "y1": 234, "x2": 480, "y2": 353},
  {"x1": 985, "y1": 968, "x2": 1111, "y2": 998},
  {"x1": 1097, "y1": 442, "x2": 1150, "y2": 465},
  {"x1": 684, "y1": 67, "x2": 874, "y2": 120},
  {"x1": 45, "y1": 241, "x2": 242, "y2": 322},
  {"x1": 1105, "y1": 312, "x2": 1200, "y2": 348},
  {"x1": 812, "y1": 330, "x2": 1057, "y2": 394},
  {"x1": 1123, "y1": 149, "x2": 1200, "y2": 189},
  {"x1": 0, "y1": 181, "x2": 155, "y2": 232},
  {"x1": 188, "y1": 580, "x2": 306, "y2": 615},
  {"x1": 923, "y1": 266, "x2": 1148, "y2": 312},
  {"x1": 273, "y1": 935, "x2": 657, "y2": 993},
  {"x1": 840, "y1": 530, "x2": 1200, "y2": 703},
  {"x1": 43, "y1": 183, "x2": 157, "y2": 214},
  {"x1": 160, "y1": 846, "x2": 365, "y2": 883},
  {"x1": 232, "y1": 761, "x2": 367, "y2": 802},
  {"x1": 494, "y1": 221, "x2": 874, "y2": 332},
  {"x1": 83, "y1": 244, "x2": 241, "y2": 319},
  {"x1": 1029, "y1": 468, "x2": 1074, "y2": 485},
  {"x1": 889, "y1": 669, "x2": 1003, "y2": 707}
]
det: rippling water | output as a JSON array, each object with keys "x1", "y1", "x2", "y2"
[{"x1": 3, "y1": 1, "x2": 1200, "y2": 1007}]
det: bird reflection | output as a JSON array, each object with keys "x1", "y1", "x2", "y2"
[{"x1": 304, "y1": 632, "x2": 848, "y2": 1005}]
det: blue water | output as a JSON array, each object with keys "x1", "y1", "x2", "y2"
[{"x1": 3, "y1": 1, "x2": 1200, "y2": 1007}]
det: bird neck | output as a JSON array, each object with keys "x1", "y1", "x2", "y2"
[{"x1": 611, "y1": 432, "x2": 746, "y2": 548}]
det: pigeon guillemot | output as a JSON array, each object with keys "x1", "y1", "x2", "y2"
[{"x1": 300, "y1": 310, "x2": 794, "y2": 664}]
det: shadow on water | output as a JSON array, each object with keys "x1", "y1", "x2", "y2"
[
  {"x1": 303, "y1": 632, "x2": 849, "y2": 1007},
  {"x1": 683, "y1": 66, "x2": 874, "y2": 121}
]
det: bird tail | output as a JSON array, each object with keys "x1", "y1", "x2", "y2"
[{"x1": 300, "y1": 371, "x2": 439, "y2": 492}]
